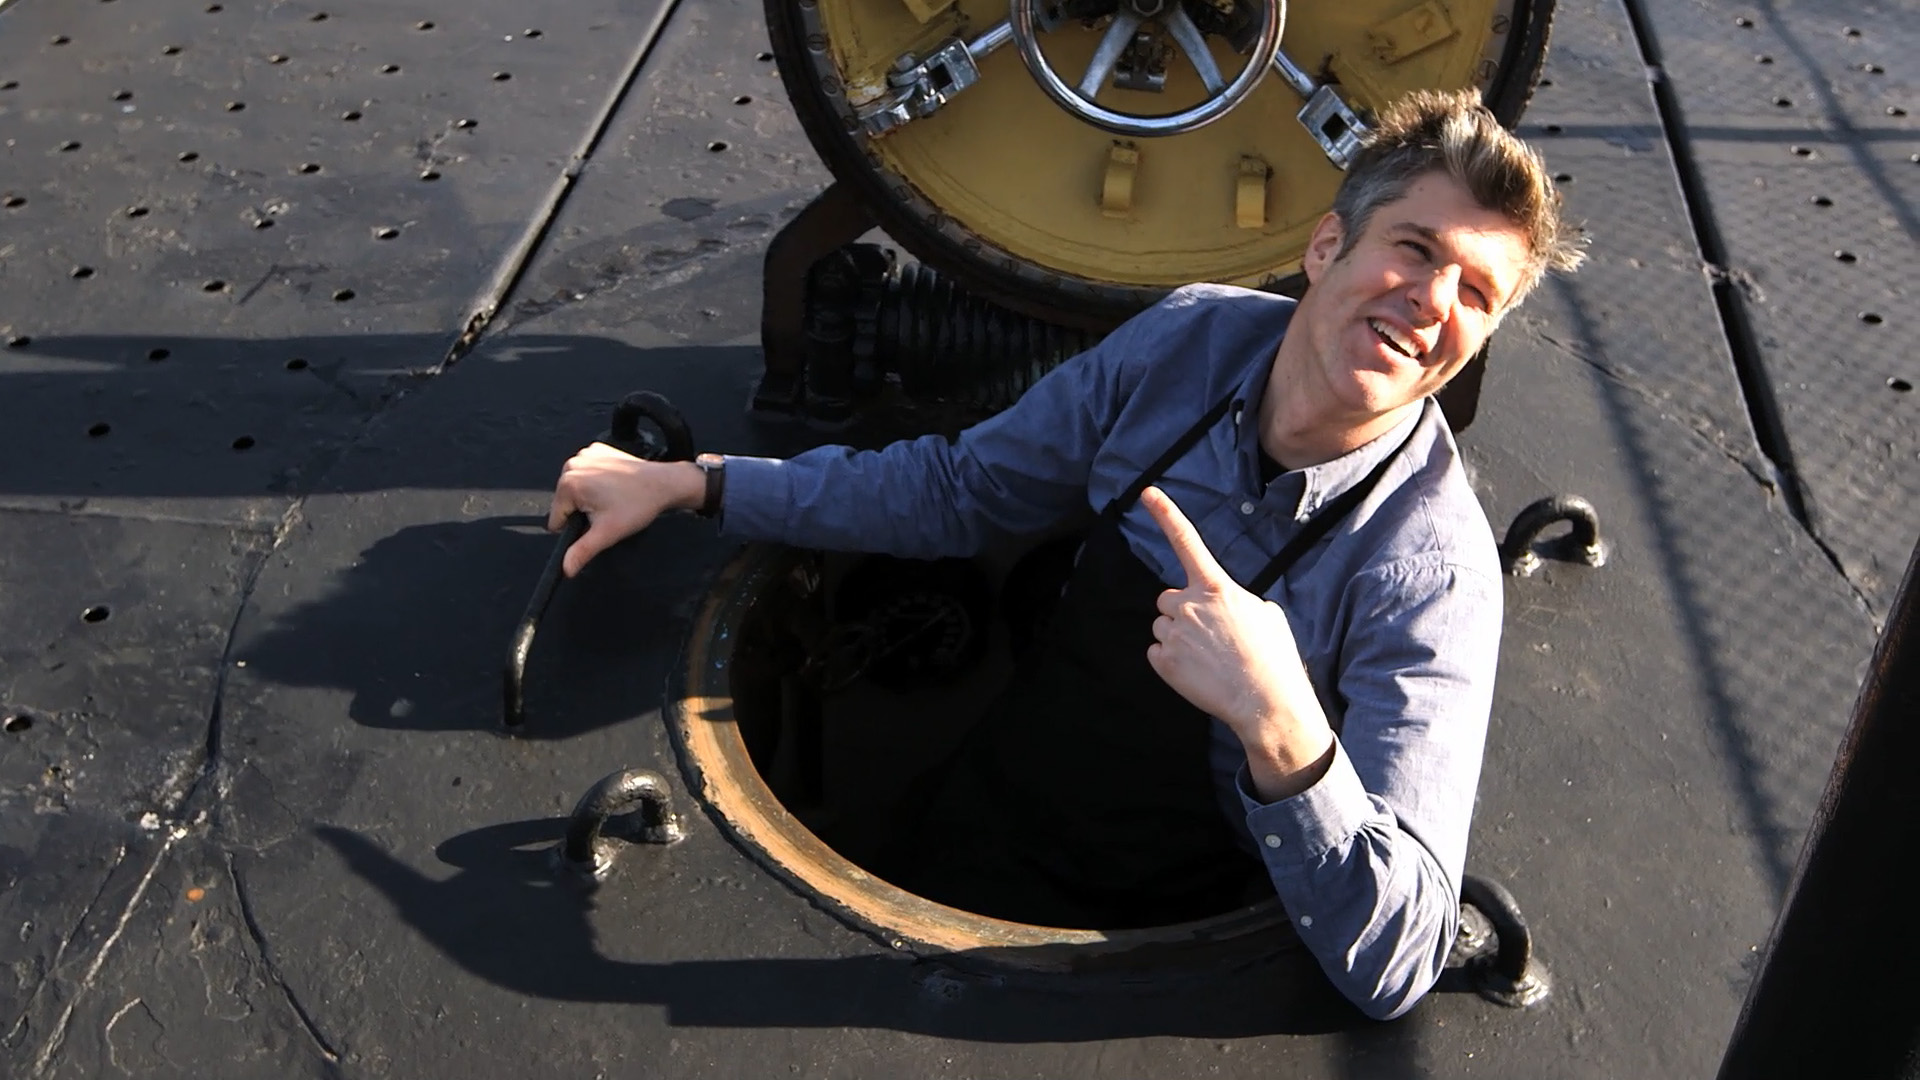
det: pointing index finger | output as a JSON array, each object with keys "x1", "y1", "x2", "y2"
[{"x1": 1141, "y1": 486, "x2": 1227, "y2": 587}]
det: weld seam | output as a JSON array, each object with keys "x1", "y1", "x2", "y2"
[
  {"x1": 434, "y1": 0, "x2": 686, "y2": 370},
  {"x1": 1612, "y1": 0, "x2": 1821, "y2": 537},
  {"x1": 226, "y1": 854, "x2": 341, "y2": 1064}
]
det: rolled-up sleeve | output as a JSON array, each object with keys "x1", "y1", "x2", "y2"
[{"x1": 1239, "y1": 556, "x2": 1502, "y2": 1020}]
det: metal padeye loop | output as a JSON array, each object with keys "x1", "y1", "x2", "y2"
[
  {"x1": 1499, "y1": 494, "x2": 1606, "y2": 577},
  {"x1": 1456, "y1": 874, "x2": 1552, "y2": 1008},
  {"x1": 1009, "y1": 0, "x2": 1285, "y2": 137},
  {"x1": 555, "y1": 768, "x2": 686, "y2": 883}
]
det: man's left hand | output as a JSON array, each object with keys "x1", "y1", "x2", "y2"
[{"x1": 1141, "y1": 486, "x2": 1336, "y2": 801}]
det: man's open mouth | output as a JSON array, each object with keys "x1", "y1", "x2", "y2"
[{"x1": 1367, "y1": 318, "x2": 1423, "y2": 360}]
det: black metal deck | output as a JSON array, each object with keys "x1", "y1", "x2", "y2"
[{"x1": 1, "y1": 0, "x2": 1913, "y2": 1075}]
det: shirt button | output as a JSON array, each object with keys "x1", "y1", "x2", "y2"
[
  {"x1": 1263, "y1": 834, "x2": 1282, "y2": 849},
  {"x1": 1300, "y1": 915, "x2": 1314, "y2": 929},
  {"x1": 1240, "y1": 500, "x2": 1257, "y2": 515}
]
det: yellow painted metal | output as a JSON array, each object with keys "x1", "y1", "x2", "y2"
[
  {"x1": 1235, "y1": 156, "x2": 1269, "y2": 230},
  {"x1": 898, "y1": 0, "x2": 957, "y2": 24},
  {"x1": 1367, "y1": 0, "x2": 1459, "y2": 64},
  {"x1": 820, "y1": 0, "x2": 1516, "y2": 287},
  {"x1": 1101, "y1": 142, "x2": 1141, "y2": 218}
]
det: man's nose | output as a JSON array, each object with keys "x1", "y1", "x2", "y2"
[{"x1": 1409, "y1": 265, "x2": 1461, "y2": 325}]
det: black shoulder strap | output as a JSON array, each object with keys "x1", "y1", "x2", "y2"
[
  {"x1": 1100, "y1": 391, "x2": 1238, "y2": 522},
  {"x1": 1247, "y1": 430, "x2": 1410, "y2": 595}
]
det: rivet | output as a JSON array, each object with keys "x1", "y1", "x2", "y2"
[
  {"x1": 1834, "y1": 250, "x2": 1857, "y2": 263},
  {"x1": 148, "y1": 347, "x2": 170, "y2": 361},
  {"x1": 163, "y1": 45, "x2": 182, "y2": 55},
  {"x1": 3, "y1": 714, "x2": 30, "y2": 734},
  {"x1": 3, "y1": 195, "x2": 25, "y2": 208},
  {"x1": 1553, "y1": 172, "x2": 1572, "y2": 183},
  {"x1": 59, "y1": 140, "x2": 81, "y2": 151},
  {"x1": 226, "y1": 101, "x2": 245, "y2": 111},
  {"x1": 734, "y1": 95, "x2": 753, "y2": 105},
  {"x1": 203, "y1": 279, "x2": 228, "y2": 292},
  {"x1": 1861, "y1": 312, "x2": 1883, "y2": 325},
  {"x1": 1790, "y1": 145, "x2": 1814, "y2": 157},
  {"x1": 707, "y1": 141, "x2": 728, "y2": 152},
  {"x1": 285, "y1": 357, "x2": 309, "y2": 370},
  {"x1": 756, "y1": 51, "x2": 774, "y2": 61},
  {"x1": 268, "y1": 53, "x2": 289, "y2": 64},
  {"x1": 374, "y1": 226, "x2": 398, "y2": 239},
  {"x1": 1889, "y1": 106, "x2": 1909, "y2": 117},
  {"x1": 380, "y1": 63, "x2": 400, "y2": 74},
  {"x1": 112, "y1": 90, "x2": 132, "y2": 102},
  {"x1": 1843, "y1": 26, "x2": 1861, "y2": 37},
  {"x1": 6, "y1": 335, "x2": 30, "y2": 348},
  {"x1": 454, "y1": 118, "x2": 476, "y2": 129},
  {"x1": 253, "y1": 217, "x2": 274, "y2": 230},
  {"x1": 127, "y1": 205, "x2": 149, "y2": 217},
  {"x1": 415, "y1": 19, "x2": 434, "y2": 29},
  {"x1": 71, "y1": 266, "x2": 94, "y2": 279},
  {"x1": 232, "y1": 435, "x2": 256, "y2": 450},
  {"x1": 1810, "y1": 195, "x2": 1833, "y2": 206},
  {"x1": 1888, "y1": 377, "x2": 1912, "y2": 393},
  {"x1": 309, "y1": 11, "x2": 328, "y2": 21},
  {"x1": 492, "y1": 71, "x2": 512, "y2": 81},
  {"x1": 87, "y1": 421, "x2": 111, "y2": 437},
  {"x1": 1773, "y1": 96, "x2": 1792, "y2": 108},
  {"x1": 341, "y1": 109, "x2": 362, "y2": 121},
  {"x1": 332, "y1": 288, "x2": 355, "y2": 301},
  {"x1": 1862, "y1": 63, "x2": 1884, "y2": 74},
  {"x1": 298, "y1": 162, "x2": 321, "y2": 174},
  {"x1": 1755, "y1": 54, "x2": 1774, "y2": 64},
  {"x1": 82, "y1": 605, "x2": 111, "y2": 623},
  {"x1": 1543, "y1": 123, "x2": 1562, "y2": 134},
  {"x1": 51, "y1": 35, "x2": 71, "y2": 45},
  {"x1": 1734, "y1": 16, "x2": 1753, "y2": 28},
  {"x1": 205, "y1": 3, "x2": 222, "y2": 11},
  {"x1": 178, "y1": 151, "x2": 200, "y2": 162},
  {"x1": 419, "y1": 169, "x2": 441, "y2": 181},
  {"x1": 524, "y1": 28, "x2": 542, "y2": 37}
]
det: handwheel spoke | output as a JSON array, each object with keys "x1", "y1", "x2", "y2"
[
  {"x1": 1076, "y1": 11, "x2": 1145, "y2": 99},
  {"x1": 1162, "y1": 6, "x2": 1226, "y2": 95}
]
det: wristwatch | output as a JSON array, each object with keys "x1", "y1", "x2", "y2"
[{"x1": 693, "y1": 453, "x2": 725, "y2": 518}]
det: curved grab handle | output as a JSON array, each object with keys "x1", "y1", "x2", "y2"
[{"x1": 502, "y1": 391, "x2": 696, "y2": 731}]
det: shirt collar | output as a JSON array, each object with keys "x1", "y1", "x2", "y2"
[{"x1": 1234, "y1": 388, "x2": 1430, "y2": 524}]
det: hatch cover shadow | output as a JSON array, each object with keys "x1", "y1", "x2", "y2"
[{"x1": 316, "y1": 820, "x2": 1400, "y2": 1041}]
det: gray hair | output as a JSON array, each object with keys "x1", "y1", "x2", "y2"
[{"x1": 1329, "y1": 88, "x2": 1586, "y2": 306}]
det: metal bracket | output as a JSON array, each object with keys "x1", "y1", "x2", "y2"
[
  {"x1": 1297, "y1": 85, "x2": 1369, "y2": 170},
  {"x1": 1269, "y1": 50, "x2": 1372, "y2": 169},
  {"x1": 857, "y1": 21, "x2": 1015, "y2": 137}
]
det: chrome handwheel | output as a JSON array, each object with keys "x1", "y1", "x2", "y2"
[{"x1": 1008, "y1": 0, "x2": 1285, "y2": 137}]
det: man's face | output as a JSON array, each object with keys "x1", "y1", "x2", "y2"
[{"x1": 1295, "y1": 171, "x2": 1531, "y2": 419}]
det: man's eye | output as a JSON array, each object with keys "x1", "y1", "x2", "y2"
[
  {"x1": 1465, "y1": 286, "x2": 1491, "y2": 311},
  {"x1": 1399, "y1": 240, "x2": 1431, "y2": 260}
]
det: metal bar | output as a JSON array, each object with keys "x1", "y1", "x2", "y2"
[{"x1": 1717, "y1": 537, "x2": 1920, "y2": 1079}]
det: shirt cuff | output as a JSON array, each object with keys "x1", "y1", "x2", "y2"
[
  {"x1": 713, "y1": 455, "x2": 788, "y2": 541},
  {"x1": 1237, "y1": 739, "x2": 1373, "y2": 867}
]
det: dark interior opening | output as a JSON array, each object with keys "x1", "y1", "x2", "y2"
[{"x1": 724, "y1": 540, "x2": 1266, "y2": 930}]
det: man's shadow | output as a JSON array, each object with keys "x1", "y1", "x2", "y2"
[
  {"x1": 312, "y1": 819, "x2": 1379, "y2": 1041},
  {"x1": 238, "y1": 514, "x2": 712, "y2": 738}
]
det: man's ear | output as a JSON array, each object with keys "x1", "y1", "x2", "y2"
[{"x1": 1301, "y1": 212, "x2": 1346, "y2": 285}]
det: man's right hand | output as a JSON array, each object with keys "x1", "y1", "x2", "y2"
[{"x1": 547, "y1": 443, "x2": 706, "y2": 577}]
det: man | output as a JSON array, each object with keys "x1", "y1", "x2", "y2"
[{"x1": 549, "y1": 88, "x2": 1584, "y2": 1019}]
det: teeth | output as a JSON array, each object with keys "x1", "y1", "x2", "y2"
[{"x1": 1368, "y1": 318, "x2": 1419, "y2": 358}]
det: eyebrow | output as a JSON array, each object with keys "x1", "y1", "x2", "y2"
[{"x1": 1387, "y1": 221, "x2": 1510, "y2": 307}]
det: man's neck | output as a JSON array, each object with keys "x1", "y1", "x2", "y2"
[{"x1": 1258, "y1": 332, "x2": 1419, "y2": 472}]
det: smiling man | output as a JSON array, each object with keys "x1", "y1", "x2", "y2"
[{"x1": 549, "y1": 89, "x2": 1583, "y2": 1020}]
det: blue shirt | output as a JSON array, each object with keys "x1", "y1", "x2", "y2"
[{"x1": 719, "y1": 283, "x2": 1503, "y2": 1020}]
